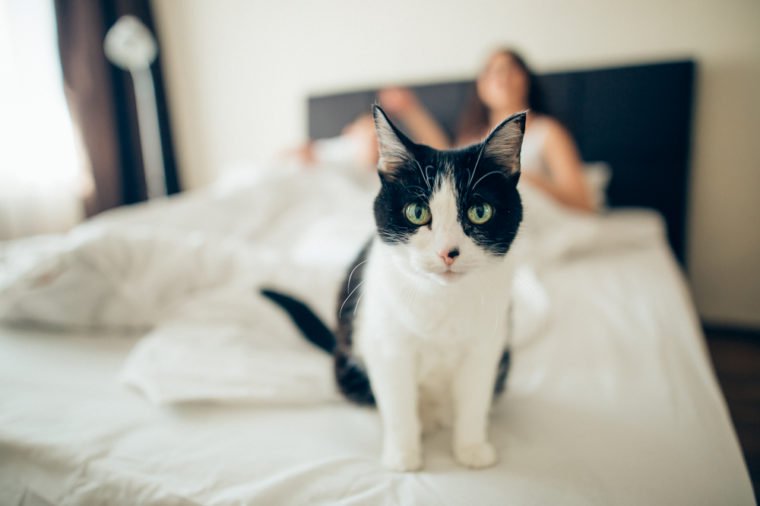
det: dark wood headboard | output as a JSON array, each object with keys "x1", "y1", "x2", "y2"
[{"x1": 307, "y1": 60, "x2": 696, "y2": 264}]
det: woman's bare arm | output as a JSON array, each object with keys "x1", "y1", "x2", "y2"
[
  {"x1": 378, "y1": 88, "x2": 451, "y2": 150},
  {"x1": 524, "y1": 119, "x2": 594, "y2": 212}
]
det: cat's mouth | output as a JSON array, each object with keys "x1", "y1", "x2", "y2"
[{"x1": 430, "y1": 268, "x2": 465, "y2": 284}]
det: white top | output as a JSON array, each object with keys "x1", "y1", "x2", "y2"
[{"x1": 520, "y1": 116, "x2": 551, "y2": 175}]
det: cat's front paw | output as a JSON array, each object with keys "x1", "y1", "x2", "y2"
[
  {"x1": 382, "y1": 445, "x2": 422, "y2": 472},
  {"x1": 454, "y1": 441, "x2": 497, "y2": 469}
]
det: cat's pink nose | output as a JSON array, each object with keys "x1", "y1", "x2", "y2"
[{"x1": 438, "y1": 248, "x2": 460, "y2": 266}]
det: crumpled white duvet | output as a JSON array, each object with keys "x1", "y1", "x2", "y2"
[{"x1": 0, "y1": 167, "x2": 664, "y2": 405}]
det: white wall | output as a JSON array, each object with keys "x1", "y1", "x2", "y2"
[{"x1": 152, "y1": 0, "x2": 760, "y2": 328}]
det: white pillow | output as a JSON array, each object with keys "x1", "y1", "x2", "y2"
[{"x1": 583, "y1": 162, "x2": 612, "y2": 210}]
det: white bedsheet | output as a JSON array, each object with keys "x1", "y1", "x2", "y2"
[{"x1": 0, "y1": 168, "x2": 755, "y2": 505}]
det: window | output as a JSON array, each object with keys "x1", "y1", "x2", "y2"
[{"x1": 0, "y1": 0, "x2": 86, "y2": 239}]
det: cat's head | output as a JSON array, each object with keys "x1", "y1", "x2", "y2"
[{"x1": 372, "y1": 105, "x2": 524, "y2": 285}]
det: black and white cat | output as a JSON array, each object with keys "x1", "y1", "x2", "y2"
[{"x1": 262, "y1": 105, "x2": 525, "y2": 471}]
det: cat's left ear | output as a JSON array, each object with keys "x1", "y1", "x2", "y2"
[
  {"x1": 481, "y1": 111, "x2": 527, "y2": 176},
  {"x1": 372, "y1": 105, "x2": 415, "y2": 174}
]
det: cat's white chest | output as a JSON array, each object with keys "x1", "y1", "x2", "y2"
[
  {"x1": 416, "y1": 331, "x2": 465, "y2": 384},
  {"x1": 355, "y1": 251, "x2": 512, "y2": 433},
  {"x1": 413, "y1": 301, "x2": 505, "y2": 429},
  {"x1": 416, "y1": 341, "x2": 460, "y2": 431}
]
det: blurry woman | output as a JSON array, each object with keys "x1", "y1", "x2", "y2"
[{"x1": 379, "y1": 49, "x2": 594, "y2": 212}]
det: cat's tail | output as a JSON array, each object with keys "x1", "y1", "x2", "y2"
[
  {"x1": 260, "y1": 289, "x2": 336, "y2": 354},
  {"x1": 260, "y1": 288, "x2": 376, "y2": 406}
]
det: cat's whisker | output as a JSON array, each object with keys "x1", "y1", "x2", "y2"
[
  {"x1": 465, "y1": 167, "x2": 475, "y2": 189},
  {"x1": 414, "y1": 159, "x2": 432, "y2": 190},
  {"x1": 339, "y1": 280, "x2": 364, "y2": 318},
  {"x1": 346, "y1": 260, "x2": 368, "y2": 290},
  {"x1": 424, "y1": 165, "x2": 435, "y2": 187},
  {"x1": 402, "y1": 185, "x2": 428, "y2": 200},
  {"x1": 471, "y1": 170, "x2": 505, "y2": 191},
  {"x1": 353, "y1": 292, "x2": 364, "y2": 317},
  {"x1": 468, "y1": 142, "x2": 489, "y2": 191}
]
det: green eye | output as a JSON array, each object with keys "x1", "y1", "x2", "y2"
[
  {"x1": 404, "y1": 203, "x2": 431, "y2": 225},
  {"x1": 467, "y1": 203, "x2": 493, "y2": 224}
]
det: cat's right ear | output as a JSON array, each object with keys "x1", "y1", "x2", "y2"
[
  {"x1": 373, "y1": 105, "x2": 414, "y2": 174},
  {"x1": 481, "y1": 111, "x2": 527, "y2": 177}
]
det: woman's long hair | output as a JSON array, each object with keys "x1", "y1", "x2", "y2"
[{"x1": 456, "y1": 49, "x2": 545, "y2": 144}]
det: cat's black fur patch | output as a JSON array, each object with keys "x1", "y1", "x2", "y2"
[
  {"x1": 334, "y1": 240, "x2": 375, "y2": 405},
  {"x1": 493, "y1": 349, "x2": 511, "y2": 396}
]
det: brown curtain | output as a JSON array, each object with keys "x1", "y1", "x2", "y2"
[{"x1": 55, "y1": 0, "x2": 180, "y2": 216}]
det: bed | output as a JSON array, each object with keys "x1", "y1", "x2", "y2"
[{"x1": 0, "y1": 60, "x2": 755, "y2": 506}]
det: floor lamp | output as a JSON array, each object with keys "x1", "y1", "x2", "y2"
[{"x1": 104, "y1": 15, "x2": 167, "y2": 200}]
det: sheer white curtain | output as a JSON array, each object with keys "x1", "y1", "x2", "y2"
[{"x1": 0, "y1": 0, "x2": 87, "y2": 240}]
